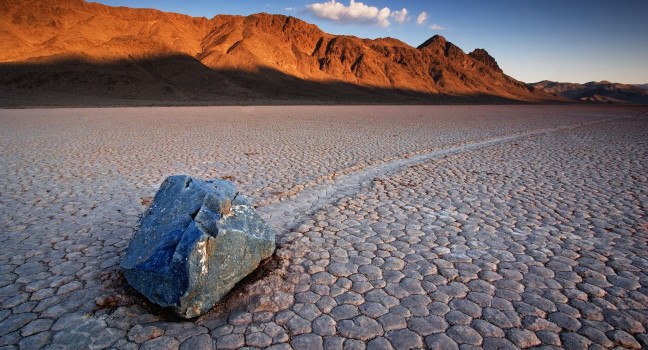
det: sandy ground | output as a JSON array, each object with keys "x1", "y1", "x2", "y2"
[{"x1": 0, "y1": 105, "x2": 647, "y2": 349}]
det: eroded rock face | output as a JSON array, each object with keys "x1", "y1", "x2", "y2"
[{"x1": 120, "y1": 175, "x2": 275, "y2": 318}]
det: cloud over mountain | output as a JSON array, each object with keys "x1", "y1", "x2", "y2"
[
  {"x1": 306, "y1": 0, "x2": 392, "y2": 27},
  {"x1": 391, "y1": 8, "x2": 408, "y2": 24},
  {"x1": 416, "y1": 11, "x2": 427, "y2": 25}
]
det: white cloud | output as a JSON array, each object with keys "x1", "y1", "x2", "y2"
[
  {"x1": 391, "y1": 8, "x2": 408, "y2": 24},
  {"x1": 306, "y1": 0, "x2": 393, "y2": 27},
  {"x1": 285, "y1": 7, "x2": 294, "y2": 11},
  {"x1": 415, "y1": 11, "x2": 446, "y2": 30},
  {"x1": 416, "y1": 11, "x2": 427, "y2": 25}
]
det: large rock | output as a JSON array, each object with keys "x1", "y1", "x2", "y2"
[{"x1": 120, "y1": 175, "x2": 275, "y2": 318}]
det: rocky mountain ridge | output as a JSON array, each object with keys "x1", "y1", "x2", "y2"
[
  {"x1": 0, "y1": 0, "x2": 559, "y2": 105},
  {"x1": 530, "y1": 80, "x2": 648, "y2": 104}
]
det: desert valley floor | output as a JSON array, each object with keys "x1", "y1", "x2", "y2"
[{"x1": 0, "y1": 105, "x2": 647, "y2": 350}]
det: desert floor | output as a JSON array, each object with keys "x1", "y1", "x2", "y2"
[{"x1": 1, "y1": 105, "x2": 647, "y2": 350}]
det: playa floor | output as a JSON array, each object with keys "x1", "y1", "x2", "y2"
[{"x1": 1, "y1": 105, "x2": 647, "y2": 349}]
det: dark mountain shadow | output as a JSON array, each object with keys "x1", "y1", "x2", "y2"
[{"x1": 0, "y1": 54, "x2": 556, "y2": 107}]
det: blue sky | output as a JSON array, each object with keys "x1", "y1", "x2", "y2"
[{"x1": 93, "y1": 0, "x2": 648, "y2": 84}]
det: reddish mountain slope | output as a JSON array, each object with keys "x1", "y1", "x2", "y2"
[{"x1": 0, "y1": 0, "x2": 559, "y2": 104}]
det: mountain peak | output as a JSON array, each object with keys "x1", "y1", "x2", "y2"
[
  {"x1": 468, "y1": 48, "x2": 502, "y2": 73},
  {"x1": 417, "y1": 35, "x2": 447, "y2": 50}
]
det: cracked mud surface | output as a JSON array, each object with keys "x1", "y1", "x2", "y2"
[{"x1": 1, "y1": 105, "x2": 647, "y2": 349}]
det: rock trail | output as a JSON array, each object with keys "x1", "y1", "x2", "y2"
[{"x1": 259, "y1": 114, "x2": 637, "y2": 233}]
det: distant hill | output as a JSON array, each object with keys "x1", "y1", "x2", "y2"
[
  {"x1": 635, "y1": 84, "x2": 648, "y2": 90},
  {"x1": 0, "y1": 0, "x2": 561, "y2": 105},
  {"x1": 530, "y1": 80, "x2": 648, "y2": 104}
]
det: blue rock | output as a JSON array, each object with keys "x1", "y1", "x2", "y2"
[{"x1": 120, "y1": 175, "x2": 275, "y2": 318}]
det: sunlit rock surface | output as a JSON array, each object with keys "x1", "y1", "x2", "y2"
[{"x1": 121, "y1": 175, "x2": 275, "y2": 318}]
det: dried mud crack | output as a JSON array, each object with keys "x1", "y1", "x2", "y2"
[
  {"x1": 1, "y1": 106, "x2": 647, "y2": 350},
  {"x1": 257, "y1": 114, "x2": 639, "y2": 233}
]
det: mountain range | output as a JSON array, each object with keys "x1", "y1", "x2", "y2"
[
  {"x1": 0, "y1": 0, "x2": 639, "y2": 105},
  {"x1": 529, "y1": 80, "x2": 648, "y2": 104}
]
